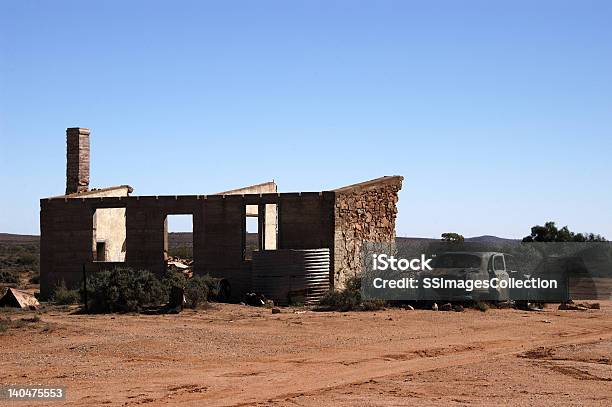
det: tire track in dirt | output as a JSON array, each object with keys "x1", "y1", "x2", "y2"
[{"x1": 218, "y1": 329, "x2": 612, "y2": 407}]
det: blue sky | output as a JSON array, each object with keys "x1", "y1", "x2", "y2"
[{"x1": 1, "y1": 0, "x2": 611, "y2": 237}]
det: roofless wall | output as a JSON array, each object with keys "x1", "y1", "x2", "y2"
[
  {"x1": 40, "y1": 127, "x2": 403, "y2": 301},
  {"x1": 40, "y1": 192, "x2": 336, "y2": 299}
]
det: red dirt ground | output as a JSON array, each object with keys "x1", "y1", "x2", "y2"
[{"x1": 1, "y1": 302, "x2": 611, "y2": 406}]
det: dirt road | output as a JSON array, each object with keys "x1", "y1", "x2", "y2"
[{"x1": 1, "y1": 303, "x2": 611, "y2": 406}]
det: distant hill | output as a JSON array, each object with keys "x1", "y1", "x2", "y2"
[
  {"x1": 0, "y1": 233, "x2": 39, "y2": 245},
  {"x1": 167, "y1": 232, "x2": 259, "y2": 249},
  {"x1": 465, "y1": 235, "x2": 519, "y2": 244},
  {"x1": 397, "y1": 235, "x2": 518, "y2": 244},
  {"x1": 167, "y1": 232, "x2": 192, "y2": 249},
  {"x1": 396, "y1": 235, "x2": 521, "y2": 254},
  {"x1": 0, "y1": 232, "x2": 196, "y2": 250},
  {"x1": 0, "y1": 232, "x2": 259, "y2": 249},
  {"x1": 1, "y1": 232, "x2": 518, "y2": 251}
]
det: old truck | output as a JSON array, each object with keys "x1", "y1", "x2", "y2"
[{"x1": 418, "y1": 251, "x2": 522, "y2": 302}]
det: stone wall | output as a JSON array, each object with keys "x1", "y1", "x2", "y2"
[{"x1": 333, "y1": 176, "x2": 403, "y2": 288}]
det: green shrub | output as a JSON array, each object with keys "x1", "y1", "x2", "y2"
[
  {"x1": 52, "y1": 281, "x2": 80, "y2": 305},
  {"x1": 361, "y1": 299, "x2": 387, "y2": 311},
  {"x1": 83, "y1": 268, "x2": 221, "y2": 313},
  {"x1": 200, "y1": 274, "x2": 220, "y2": 299},
  {"x1": 161, "y1": 271, "x2": 220, "y2": 307},
  {"x1": 184, "y1": 275, "x2": 209, "y2": 308},
  {"x1": 0, "y1": 270, "x2": 19, "y2": 284},
  {"x1": 318, "y1": 276, "x2": 386, "y2": 311},
  {"x1": 16, "y1": 252, "x2": 38, "y2": 266},
  {"x1": 161, "y1": 270, "x2": 188, "y2": 292},
  {"x1": 86, "y1": 267, "x2": 165, "y2": 313},
  {"x1": 318, "y1": 289, "x2": 360, "y2": 311},
  {"x1": 168, "y1": 245, "x2": 193, "y2": 259},
  {"x1": 183, "y1": 274, "x2": 219, "y2": 308}
]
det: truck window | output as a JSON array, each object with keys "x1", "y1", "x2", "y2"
[{"x1": 493, "y1": 255, "x2": 505, "y2": 272}]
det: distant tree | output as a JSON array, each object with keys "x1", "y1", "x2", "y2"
[
  {"x1": 441, "y1": 233, "x2": 465, "y2": 243},
  {"x1": 573, "y1": 232, "x2": 607, "y2": 242},
  {"x1": 522, "y1": 221, "x2": 606, "y2": 242}
]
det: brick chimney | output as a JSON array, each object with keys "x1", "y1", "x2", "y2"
[{"x1": 65, "y1": 127, "x2": 90, "y2": 195}]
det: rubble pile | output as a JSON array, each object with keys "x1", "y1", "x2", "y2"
[
  {"x1": 167, "y1": 256, "x2": 193, "y2": 278},
  {"x1": 558, "y1": 301, "x2": 600, "y2": 311}
]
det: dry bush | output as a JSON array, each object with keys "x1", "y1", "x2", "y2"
[
  {"x1": 86, "y1": 267, "x2": 165, "y2": 313},
  {"x1": 52, "y1": 281, "x2": 80, "y2": 305},
  {"x1": 318, "y1": 276, "x2": 386, "y2": 312},
  {"x1": 162, "y1": 271, "x2": 220, "y2": 309},
  {"x1": 0, "y1": 270, "x2": 19, "y2": 284}
]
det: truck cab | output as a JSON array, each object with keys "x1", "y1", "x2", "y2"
[{"x1": 421, "y1": 251, "x2": 513, "y2": 302}]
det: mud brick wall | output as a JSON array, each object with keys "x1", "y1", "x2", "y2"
[
  {"x1": 333, "y1": 177, "x2": 403, "y2": 288},
  {"x1": 66, "y1": 128, "x2": 90, "y2": 195},
  {"x1": 40, "y1": 193, "x2": 336, "y2": 301},
  {"x1": 125, "y1": 197, "x2": 180, "y2": 275},
  {"x1": 198, "y1": 196, "x2": 247, "y2": 296},
  {"x1": 277, "y1": 192, "x2": 335, "y2": 250},
  {"x1": 40, "y1": 198, "x2": 95, "y2": 298},
  {"x1": 199, "y1": 193, "x2": 335, "y2": 298}
]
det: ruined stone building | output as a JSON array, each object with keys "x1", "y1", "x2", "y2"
[{"x1": 40, "y1": 128, "x2": 403, "y2": 302}]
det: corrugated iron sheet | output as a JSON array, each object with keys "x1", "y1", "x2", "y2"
[
  {"x1": 0, "y1": 288, "x2": 40, "y2": 309},
  {"x1": 252, "y1": 249, "x2": 330, "y2": 305}
]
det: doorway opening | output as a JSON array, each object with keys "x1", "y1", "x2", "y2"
[{"x1": 165, "y1": 214, "x2": 193, "y2": 264}]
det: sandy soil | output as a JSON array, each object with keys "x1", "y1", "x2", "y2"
[{"x1": 1, "y1": 302, "x2": 611, "y2": 406}]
